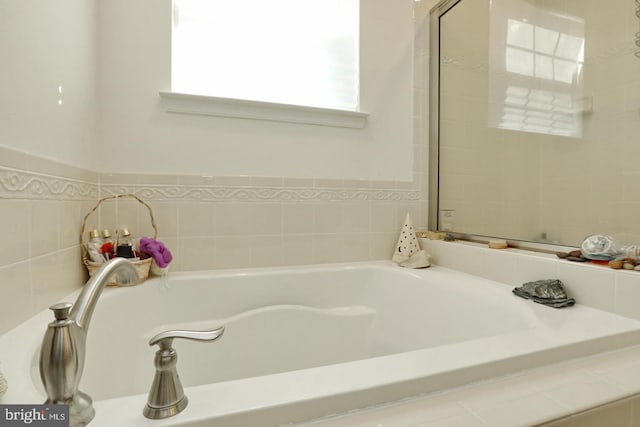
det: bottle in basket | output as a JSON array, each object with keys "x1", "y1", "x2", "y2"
[
  {"x1": 117, "y1": 227, "x2": 135, "y2": 258},
  {"x1": 101, "y1": 229, "x2": 115, "y2": 260},
  {"x1": 87, "y1": 230, "x2": 105, "y2": 263}
]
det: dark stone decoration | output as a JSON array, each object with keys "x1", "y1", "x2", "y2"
[{"x1": 512, "y1": 279, "x2": 576, "y2": 308}]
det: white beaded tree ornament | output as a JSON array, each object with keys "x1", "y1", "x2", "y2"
[{"x1": 392, "y1": 213, "x2": 420, "y2": 263}]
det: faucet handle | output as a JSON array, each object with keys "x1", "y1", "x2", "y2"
[
  {"x1": 148, "y1": 326, "x2": 225, "y2": 348},
  {"x1": 49, "y1": 302, "x2": 73, "y2": 321}
]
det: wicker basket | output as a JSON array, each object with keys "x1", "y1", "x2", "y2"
[{"x1": 80, "y1": 194, "x2": 158, "y2": 287}]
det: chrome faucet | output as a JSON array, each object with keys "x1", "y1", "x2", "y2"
[{"x1": 39, "y1": 258, "x2": 138, "y2": 427}]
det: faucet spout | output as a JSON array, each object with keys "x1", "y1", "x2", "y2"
[
  {"x1": 70, "y1": 257, "x2": 139, "y2": 332},
  {"x1": 39, "y1": 257, "x2": 139, "y2": 427}
]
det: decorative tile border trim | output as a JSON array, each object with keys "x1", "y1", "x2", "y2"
[
  {"x1": 0, "y1": 165, "x2": 422, "y2": 203},
  {"x1": 0, "y1": 167, "x2": 99, "y2": 200},
  {"x1": 100, "y1": 184, "x2": 421, "y2": 202}
]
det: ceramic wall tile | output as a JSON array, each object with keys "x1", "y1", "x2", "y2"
[
  {"x1": 282, "y1": 204, "x2": 315, "y2": 235},
  {"x1": 370, "y1": 203, "x2": 399, "y2": 233},
  {"x1": 614, "y1": 272, "x2": 640, "y2": 321},
  {"x1": 215, "y1": 176, "x2": 252, "y2": 186},
  {"x1": 342, "y1": 203, "x2": 371, "y2": 233},
  {"x1": 313, "y1": 203, "x2": 343, "y2": 234},
  {"x1": 249, "y1": 176, "x2": 283, "y2": 187},
  {"x1": 177, "y1": 203, "x2": 215, "y2": 237},
  {"x1": 246, "y1": 203, "x2": 283, "y2": 236},
  {"x1": 511, "y1": 252, "x2": 559, "y2": 285},
  {"x1": 556, "y1": 261, "x2": 616, "y2": 313},
  {"x1": 0, "y1": 199, "x2": 30, "y2": 267},
  {"x1": 31, "y1": 247, "x2": 86, "y2": 313},
  {"x1": 312, "y1": 234, "x2": 343, "y2": 264},
  {"x1": 59, "y1": 201, "x2": 83, "y2": 249},
  {"x1": 178, "y1": 237, "x2": 217, "y2": 271},
  {"x1": 481, "y1": 248, "x2": 519, "y2": 286},
  {"x1": 26, "y1": 155, "x2": 96, "y2": 182},
  {"x1": 30, "y1": 200, "x2": 60, "y2": 257},
  {"x1": 99, "y1": 173, "x2": 142, "y2": 185},
  {"x1": 215, "y1": 203, "x2": 254, "y2": 236},
  {"x1": 96, "y1": 199, "x2": 144, "y2": 238},
  {"x1": 0, "y1": 146, "x2": 32, "y2": 171},
  {"x1": 343, "y1": 179, "x2": 372, "y2": 190},
  {"x1": 282, "y1": 235, "x2": 315, "y2": 266},
  {"x1": 449, "y1": 243, "x2": 486, "y2": 277},
  {"x1": 422, "y1": 239, "x2": 640, "y2": 318},
  {"x1": 370, "y1": 232, "x2": 397, "y2": 260},
  {"x1": 211, "y1": 235, "x2": 253, "y2": 270},
  {"x1": 396, "y1": 202, "x2": 422, "y2": 230},
  {"x1": 176, "y1": 174, "x2": 217, "y2": 186},
  {"x1": 140, "y1": 202, "x2": 178, "y2": 238},
  {"x1": 282, "y1": 178, "x2": 315, "y2": 188},
  {"x1": 340, "y1": 233, "x2": 371, "y2": 262},
  {"x1": 0, "y1": 262, "x2": 33, "y2": 332},
  {"x1": 137, "y1": 173, "x2": 180, "y2": 185},
  {"x1": 250, "y1": 235, "x2": 284, "y2": 267}
]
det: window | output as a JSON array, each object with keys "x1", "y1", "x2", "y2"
[
  {"x1": 171, "y1": 0, "x2": 360, "y2": 112},
  {"x1": 488, "y1": 2, "x2": 585, "y2": 138}
]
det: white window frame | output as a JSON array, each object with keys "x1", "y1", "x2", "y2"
[{"x1": 160, "y1": 1, "x2": 369, "y2": 129}]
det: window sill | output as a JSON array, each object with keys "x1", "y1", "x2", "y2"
[{"x1": 159, "y1": 92, "x2": 369, "y2": 129}]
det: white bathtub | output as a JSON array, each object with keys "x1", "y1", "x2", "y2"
[{"x1": 2, "y1": 261, "x2": 640, "y2": 426}]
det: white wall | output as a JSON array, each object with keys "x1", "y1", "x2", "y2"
[
  {"x1": 0, "y1": 0, "x2": 96, "y2": 168},
  {"x1": 96, "y1": 0, "x2": 415, "y2": 180}
]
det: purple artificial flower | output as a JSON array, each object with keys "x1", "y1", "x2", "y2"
[{"x1": 139, "y1": 237, "x2": 173, "y2": 268}]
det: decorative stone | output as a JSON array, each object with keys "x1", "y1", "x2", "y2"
[
  {"x1": 609, "y1": 260, "x2": 624, "y2": 269},
  {"x1": 515, "y1": 279, "x2": 570, "y2": 300},
  {"x1": 488, "y1": 239, "x2": 508, "y2": 249},
  {"x1": 635, "y1": 265, "x2": 640, "y2": 271},
  {"x1": 624, "y1": 262, "x2": 635, "y2": 270},
  {"x1": 569, "y1": 250, "x2": 583, "y2": 258},
  {"x1": 581, "y1": 234, "x2": 618, "y2": 259},
  {"x1": 512, "y1": 279, "x2": 576, "y2": 308},
  {"x1": 556, "y1": 252, "x2": 570, "y2": 259}
]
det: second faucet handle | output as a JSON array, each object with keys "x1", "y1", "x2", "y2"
[{"x1": 148, "y1": 325, "x2": 225, "y2": 348}]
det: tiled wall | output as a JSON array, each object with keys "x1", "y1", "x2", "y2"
[
  {"x1": 94, "y1": 172, "x2": 428, "y2": 271},
  {"x1": 420, "y1": 238, "x2": 640, "y2": 321},
  {"x1": 0, "y1": 143, "x2": 428, "y2": 334},
  {"x1": 0, "y1": 147, "x2": 98, "y2": 333}
]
